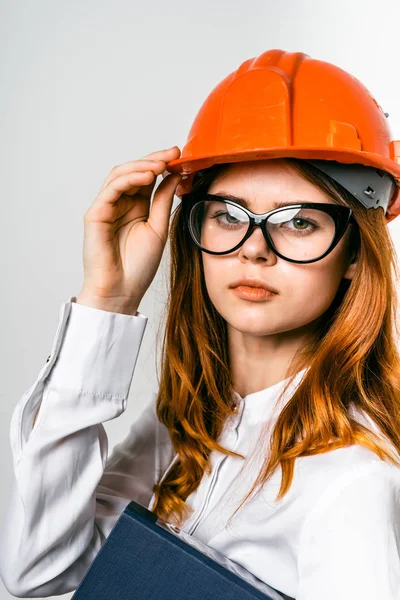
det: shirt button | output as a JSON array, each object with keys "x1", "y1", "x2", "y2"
[
  {"x1": 169, "y1": 525, "x2": 181, "y2": 534},
  {"x1": 46, "y1": 354, "x2": 51, "y2": 363}
]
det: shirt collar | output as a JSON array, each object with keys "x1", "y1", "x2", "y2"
[{"x1": 232, "y1": 367, "x2": 309, "y2": 426}]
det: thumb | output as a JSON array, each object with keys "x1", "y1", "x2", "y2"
[{"x1": 148, "y1": 173, "x2": 182, "y2": 242}]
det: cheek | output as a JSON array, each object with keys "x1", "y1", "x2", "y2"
[
  {"x1": 285, "y1": 275, "x2": 338, "y2": 313},
  {"x1": 281, "y1": 256, "x2": 347, "y2": 318},
  {"x1": 202, "y1": 257, "x2": 226, "y2": 296}
]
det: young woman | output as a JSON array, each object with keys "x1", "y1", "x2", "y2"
[{"x1": 1, "y1": 49, "x2": 400, "y2": 600}]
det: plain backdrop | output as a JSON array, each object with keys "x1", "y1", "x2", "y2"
[{"x1": 1, "y1": 0, "x2": 400, "y2": 598}]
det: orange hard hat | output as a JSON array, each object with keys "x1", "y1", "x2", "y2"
[{"x1": 166, "y1": 49, "x2": 400, "y2": 223}]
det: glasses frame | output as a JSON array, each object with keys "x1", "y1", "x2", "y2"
[{"x1": 181, "y1": 192, "x2": 358, "y2": 264}]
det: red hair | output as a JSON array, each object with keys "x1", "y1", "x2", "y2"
[{"x1": 150, "y1": 158, "x2": 400, "y2": 527}]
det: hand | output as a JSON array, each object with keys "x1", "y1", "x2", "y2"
[{"x1": 76, "y1": 146, "x2": 182, "y2": 314}]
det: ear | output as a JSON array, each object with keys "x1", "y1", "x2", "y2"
[{"x1": 342, "y1": 251, "x2": 358, "y2": 280}]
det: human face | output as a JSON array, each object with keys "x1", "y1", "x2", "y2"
[{"x1": 201, "y1": 159, "x2": 357, "y2": 340}]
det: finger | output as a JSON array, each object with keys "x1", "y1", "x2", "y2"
[
  {"x1": 89, "y1": 171, "x2": 156, "y2": 215},
  {"x1": 147, "y1": 173, "x2": 182, "y2": 243},
  {"x1": 101, "y1": 158, "x2": 167, "y2": 191},
  {"x1": 140, "y1": 146, "x2": 181, "y2": 162},
  {"x1": 100, "y1": 145, "x2": 181, "y2": 196}
]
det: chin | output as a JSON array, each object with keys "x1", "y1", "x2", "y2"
[{"x1": 221, "y1": 307, "x2": 278, "y2": 331}]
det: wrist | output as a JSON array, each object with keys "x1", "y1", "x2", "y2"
[{"x1": 75, "y1": 294, "x2": 140, "y2": 316}]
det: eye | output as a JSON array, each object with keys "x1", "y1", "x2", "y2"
[
  {"x1": 209, "y1": 211, "x2": 247, "y2": 230},
  {"x1": 289, "y1": 218, "x2": 313, "y2": 230},
  {"x1": 207, "y1": 202, "x2": 248, "y2": 228},
  {"x1": 280, "y1": 217, "x2": 317, "y2": 235}
]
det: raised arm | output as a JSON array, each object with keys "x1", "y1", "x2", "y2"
[{"x1": 0, "y1": 297, "x2": 174, "y2": 597}]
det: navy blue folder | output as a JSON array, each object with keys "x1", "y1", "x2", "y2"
[{"x1": 71, "y1": 500, "x2": 294, "y2": 599}]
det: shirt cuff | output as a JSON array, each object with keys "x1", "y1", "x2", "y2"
[{"x1": 43, "y1": 295, "x2": 148, "y2": 401}]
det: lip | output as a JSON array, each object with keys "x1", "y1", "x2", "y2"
[
  {"x1": 231, "y1": 286, "x2": 276, "y2": 301},
  {"x1": 229, "y1": 278, "x2": 279, "y2": 294}
]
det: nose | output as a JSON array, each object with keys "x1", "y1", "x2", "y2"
[{"x1": 237, "y1": 224, "x2": 276, "y2": 263}]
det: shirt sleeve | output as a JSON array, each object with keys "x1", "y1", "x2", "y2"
[
  {"x1": 297, "y1": 459, "x2": 400, "y2": 600},
  {"x1": 0, "y1": 296, "x2": 175, "y2": 598}
]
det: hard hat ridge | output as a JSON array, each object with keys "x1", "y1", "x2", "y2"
[{"x1": 166, "y1": 49, "x2": 400, "y2": 222}]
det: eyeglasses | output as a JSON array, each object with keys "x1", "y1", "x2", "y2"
[{"x1": 181, "y1": 192, "x2": 357, "y2": 264}]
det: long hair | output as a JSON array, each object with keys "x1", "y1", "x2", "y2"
[{"x1": 150, "y1": 158, "x2": 400, "y2": 527}]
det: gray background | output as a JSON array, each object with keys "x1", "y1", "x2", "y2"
[{"x1": 1, "y1": 0, "x2": 400, "y2": 597}]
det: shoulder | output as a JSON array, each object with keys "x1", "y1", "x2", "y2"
[
  {"x1": 289, "y1": 445, "x2": 400, "y2": 541},
  {"x1": 298, "y1": 454, "x2": 400, "y2": 552},
  {"x1": 303, "y1": 454, "x2": 400, "y2": 519},
  {"x1": 295, "y1": 442, "x2": 398, "y2": 496},
  {"x1": 295, "y1": 458, "x2": 400, "y2": 599}
]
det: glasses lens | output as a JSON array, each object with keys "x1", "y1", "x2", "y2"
[
  {"x1": 189, "y1": 200, "x2": 337, "y2": 260},
  {"x1": 190, "y1": 199, "x2": 250, "y2": 253}
]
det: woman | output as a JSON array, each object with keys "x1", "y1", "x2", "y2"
[{"x1": 1, "y1": 50, "x2": 400, "y2": 599}]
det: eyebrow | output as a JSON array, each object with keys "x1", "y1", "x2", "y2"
[{"x1": 208, "y1": 192, "x2": 316, "y2": 210}]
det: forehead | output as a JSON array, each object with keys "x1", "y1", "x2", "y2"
[{"x1": 207, "y1": 159, "x2": 333, "y2": 208}]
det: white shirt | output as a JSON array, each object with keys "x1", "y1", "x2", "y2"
[{"x1": 1, "y1": 296, "x2": 400, "y2": 599}]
